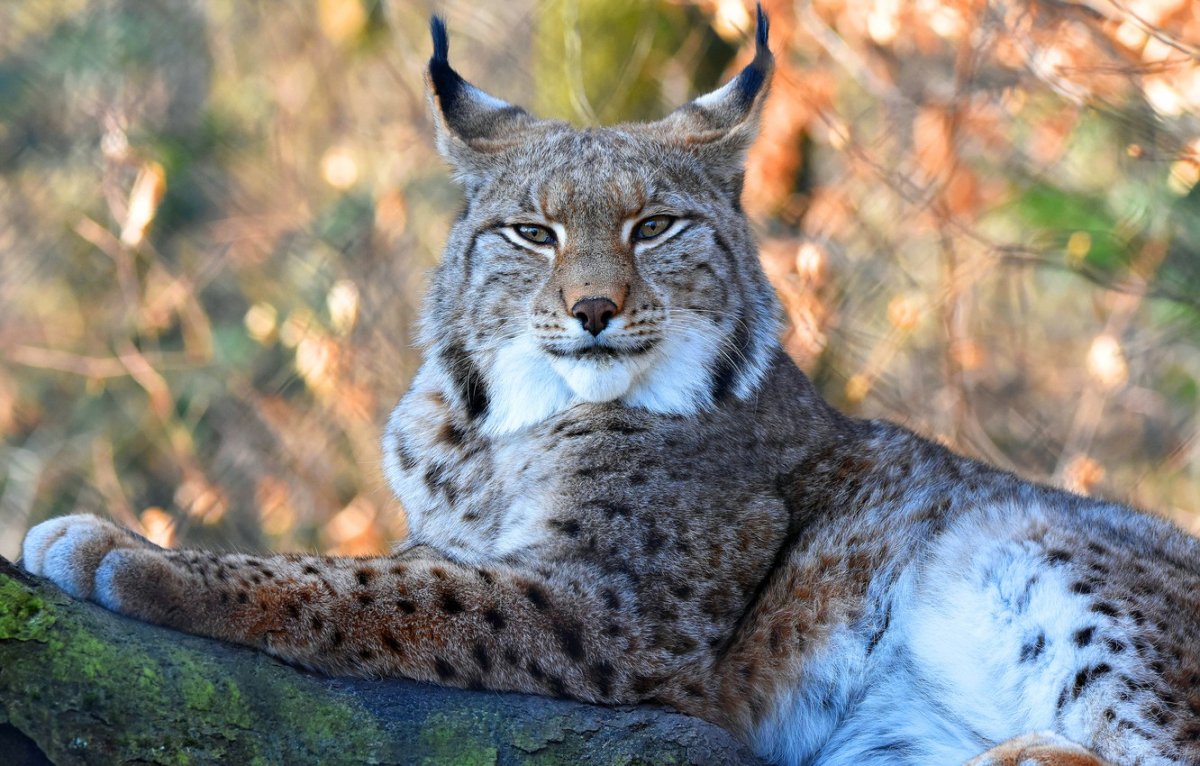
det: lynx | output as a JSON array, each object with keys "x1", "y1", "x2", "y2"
[{"x1": 21, "y1": 9, "x2": 1200, "y2": 765}]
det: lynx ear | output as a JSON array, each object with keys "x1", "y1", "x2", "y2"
[
  {"x1": 426, "y1": 17, "x2": 537, "y2": 181},
  {"x1": 656, "y1": 5, "x2": 773, "y2": 191}
]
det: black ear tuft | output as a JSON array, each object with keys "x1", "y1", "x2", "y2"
[
  {"x1": 733, "y1": 5, "x2": 772, "y2": 106},
  {"x1": 429, "y1": 16, "x2": 464, "y2": 114},
  {"x1": 755, "y1": 3, "x2": 769, "y2": 53},
  {"x1": 430, "y1": 16, "x2": 449, "y2": 63}
]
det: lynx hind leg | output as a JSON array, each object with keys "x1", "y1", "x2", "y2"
[
  {"x1": 21, "y1": 514, "x2": 153, "y2": 601},
  {"x1": 967, "y1": 732, "x2": 1114, "y2": 766}
]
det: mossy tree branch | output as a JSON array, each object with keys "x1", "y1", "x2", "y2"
[{"x1": 0, "y1": 557, "x2": 762, "y2": 765}]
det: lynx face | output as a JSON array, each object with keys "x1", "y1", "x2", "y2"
[{"x1": 417, "y1": 17, "x2": 782, "y2": 435}]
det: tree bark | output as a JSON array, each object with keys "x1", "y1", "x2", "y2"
[{"x1": 0, "y1": 557, "x2": 763, "y2": 765}]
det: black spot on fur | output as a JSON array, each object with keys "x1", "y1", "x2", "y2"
[
  {"x1": 310, "y1": 615, "x2": 323, "y2": 631},
  {"x1": 1149, "y1": 704, "x2": 1171, "y2": 727},
  {"x1": 550, "y1": 518, "x2": 581, "y2": 538},
  {"x1": 422, "y1": 462, "x2": 444, "y2": 486},
  {"x1": 382, "y1": 631, "x2": 402, "y2": 654},
  {"x1": 440, "y1": 592, "x2": 464, "y2": 614},
  {"x1": 439, "y1": 420, "x2": 468, "y2": 448},
  {"x1": 1046, "y1": 549, "x2": 1072, "y2": 565},
  {"x1": 394, "y1": 439, "x2": 418, "y2": 472},
  {"x1": 473, "y1": 643, "x2": 492, "y2": 674},
  {"x1": 1020, "y1": 632, "x2": 1046, "y2": 662},
  {"x1": 237, "y1": 591, "x2": 248, "y2": 604},
  {"x1": 441, "y1": 341, "x2": 489, "y2": 420},
  {"x1": 303, "y1": 565, "x2": 319, "y2": 575},
  {"x1": 1070, "y1": 581, "x2": 1095, "y2": 595},
  {"x1": 357, "y1": 593, "x2": 374, "y2": 607},
  {"x1": 669, "y1": 634, "x2": 699, "y2": 655},
  {"x1": 286, "y1": 603, "x2": 300, "y2": 620},
  {"x1": 643, "y1": 529, "x2": 665, "y2": 555},
  {"x1": 434, "y1": 656, "x2": 457, "y2": 680},
  {"x1": 586, "y1": 661, "x2": 614, "y2": 698},
  {"x1": 523, "y1": 583, "x2": 549, "y2": 610},
  {"x1": 1091, "y1": 601, "x2": 1120, "y2": 618},
  {"x1": 599, "y1": 422, "x2": 650, "y2": 436},
  {"x1": 527, "y1": 660, "x2": 544, "y2": 680},
  {"x1": 1072, "y1": 663, "x2": 1112, "y2": 699},
  {"x1": 476, "y1": 568, "x2": 494, "y2": 584},
  {"x1": 1073, "y1": 626, "x2": 1096, "y2": 648},
  {"x1": 355, "y1": 569, "x2": 373, "y2": 586},
  {"x1": 557, "y1": 624, "x2": 585, "y2": 660},
  {"x1": 483, "y1": 608, "x2": 506, "y2": 630},
  {"x1": 631, "y1": 674, "x2": 660, "y2": 696},
  {"x1": 769, "y1": 628, "x2": 783, "y2": 654},
  {"x1": 397, "y1": 599, "x2": 416, "y2": 614},
  {"x1": 546, "y1": 674, "x2": 567, "y2": 697},
  {"x1": 711, "y1": 307, "x2": 750, "y2": 400},
  {"x1": 329, "y1": 628, "x2": 344, "y2": 648},
  {"x1": 603, "y1": 590, "x2": 621, "y2": 610}
]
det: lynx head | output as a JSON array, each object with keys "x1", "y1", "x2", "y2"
[{"x1": 419, "y1": 8, "x2": 782, "y2": 435}]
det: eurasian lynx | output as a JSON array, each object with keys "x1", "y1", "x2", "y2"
[{"x1": 22, "y1": 9, "x2": 1200, "y2": 765}]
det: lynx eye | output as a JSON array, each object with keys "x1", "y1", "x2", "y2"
[
  {"x1": 513, "y1": 224, "x2": 555, "y2": 246},
  {"x1": 634, "y1": 215, "x2": 674, "y2": 241}
]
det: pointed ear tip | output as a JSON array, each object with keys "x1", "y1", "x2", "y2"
[
  {"x1": 430, "y1": 15, "x2": 449, "y2": 63},
  {"x1": 756, "y1": 4, "x2": 770, "y2": 50}
]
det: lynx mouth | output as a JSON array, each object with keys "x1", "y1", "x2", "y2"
[{"x1": 542, "y1": 340, "x2": 657, "y2": 360}]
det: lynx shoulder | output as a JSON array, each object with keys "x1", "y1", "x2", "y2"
[{"x1": 23, "y1": 8, "x2": 1200, "y2": 765}]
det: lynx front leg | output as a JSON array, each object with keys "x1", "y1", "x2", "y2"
[
  {"x1": 22, "y1": 514, "x2": 656, "y2": 707},
  {"x1": 966, "y1": 732, "x2": 1113, "y2": 766}
]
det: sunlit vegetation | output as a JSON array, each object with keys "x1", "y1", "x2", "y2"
[{"x1": 1, "y1": 0, "x2": 1196, "y2": 558}]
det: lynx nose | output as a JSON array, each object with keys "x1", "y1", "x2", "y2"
[{"x1": 571, "y1": 297, "x2": 619, "y2": 337}]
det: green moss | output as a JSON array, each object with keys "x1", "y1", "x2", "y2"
[
  {"x1": 0, "y1": 568, "x2": 391, "y2": 765},
  {"x1": 419, "y1": 713, "x2": 499, "y2": 766},
  {"x1": 0, "y1": 578, "x2": 55, "y2": 642},
  {"x1": 181, "y1": 674, "x2": 216, "y2": 710}
]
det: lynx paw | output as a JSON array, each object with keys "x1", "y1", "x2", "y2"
[
  {"x1": 967, "y1": 731, "x2": 1113, "y2": 766},
  {"x1": 22, "y1": 514, "x2": 150, "y2": 606}
]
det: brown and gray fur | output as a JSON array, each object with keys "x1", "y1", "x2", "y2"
[{"x1": 22, "y1": 10, "x2": 1200, "y2": 765}]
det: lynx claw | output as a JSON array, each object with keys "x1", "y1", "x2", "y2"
[{"x1": 22, "y1": 514, "x2": 144, "y2": 602}]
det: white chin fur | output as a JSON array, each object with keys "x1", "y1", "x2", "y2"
[
  {"x1": 479, "y1": 317, "x2": 726, "y2": 436},
  {"x1": 550, "y1": 356, "x2": 641, "y2": 403}
]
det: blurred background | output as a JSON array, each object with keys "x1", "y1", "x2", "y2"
[{"x1": 1, "y1": 0, "x2": 1197, "y2": 559}]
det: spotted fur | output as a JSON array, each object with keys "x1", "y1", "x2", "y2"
[{"x1": 22, "y1": 9, "x2": 1200, "y2": 765}]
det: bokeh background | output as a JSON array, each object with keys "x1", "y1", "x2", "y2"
[{"x1": 1, "y1": 0, "x2": 1197, "y2": 559}]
